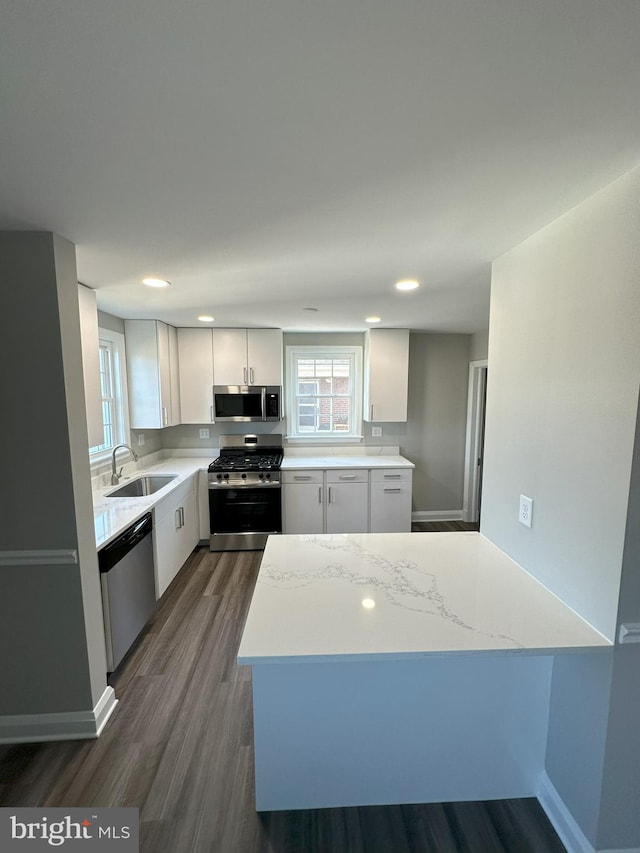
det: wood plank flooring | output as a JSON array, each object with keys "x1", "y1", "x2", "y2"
[{"x1": 0, "y1": 541, "x2": 565, "y2": 853}]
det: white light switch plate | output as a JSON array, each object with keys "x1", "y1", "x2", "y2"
[
  {"x1": 137, "y1": 433, "x2": 145, "y2": 446},
  {"x1": 372, "y1": 426, "x2": 382, "y2": 437},
  {"x1": 519, "y1": 495, "x2": 533, "y2": 527},
  {"x1": 199, "y1": 428, "x2": 210, "y2": 439}
]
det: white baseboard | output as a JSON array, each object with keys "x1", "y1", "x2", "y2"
[
  {"x1": 538, "y1": 772, "x2": 595, "y2": 853},
  {"x1": 412, "y1": 510, "x2": 464, "y2": 522},
  {"x1": 0, "y1": 686, "x2": 118, "y2": 744}
]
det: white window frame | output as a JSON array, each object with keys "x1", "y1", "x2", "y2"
[
  {"x1": 285, "y1": 346, "x2": 363, "y2": 442},
  {"x1": 89, "y1": 328, "x2": 131, "y2": 467}
]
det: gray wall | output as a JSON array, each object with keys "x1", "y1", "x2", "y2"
[
  {"x1": 481, "y1": 166, "x2": 640, "y2": 849},
  {"x1": 97, "y1": 309, "x2": 125, "y2": 335},
  {"x1": 0, "y1": 232, "x2": 108, "y2": 714}
]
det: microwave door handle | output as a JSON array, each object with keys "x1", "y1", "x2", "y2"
[{"x1": 261, "y1": 386, "x2": 267, "y2": 421}]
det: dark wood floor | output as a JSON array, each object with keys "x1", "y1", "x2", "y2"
[{"x1": 0, "y1": 535, "x2": 566, "y2": 853}]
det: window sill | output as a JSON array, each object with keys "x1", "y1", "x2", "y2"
[{"x1": 285, "y1": 435, "x2": 364, "y2": 444}]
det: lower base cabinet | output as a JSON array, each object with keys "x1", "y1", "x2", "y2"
[
  {"x1": 282, "y1": 468, "x2": 412, "y2": 534},
  {"x1": 153, "y1": 475, "x2": 198, "y2": 598},
  {"x1": 369, "y1": 469, "x2": 413, "y2": 533}
]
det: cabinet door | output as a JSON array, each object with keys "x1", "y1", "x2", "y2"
[
  {"x1": 212, "y1": 329, "x2": 248, "y2": 385},
  {"x1": 125, "y1": 319, "x2": 164, "y2": 428},
  {"x1": 247, "y1": 329, "x2": 283, "y2": 386},
  {"x1": 370, "y1": 479, "x2": 412, "y2": 532},
  {"x1": 178, "y1": 328, "x2": 214, "y2": 423},
  {"x1": 77, "y1": 284, "x2": 103, "y2": 447},
  {"x1": 154, "y1": 501, "x2": 184, "y2": 598},
  {"x1": 364, "y1": 329, "x2": 409, "y2": 422},
  {"x1": 326, "y1": 482, "x2": 369, "y2": 533},
  {"x1": 283, "y1": 483, "x2": 324, "y2": 534},
  {"x1": 176, "y1": 488, "x2": 198, "y2": 567},
  {"x1": 168, "y1": 324, "x2": 180, "y2": 425}
]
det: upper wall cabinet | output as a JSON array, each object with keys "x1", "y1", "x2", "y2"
[
  {"x1": 363, "y1": 329, "x2": 410, "y2": 422},
  {"x1": 212, "y1": 328, "x2": 283, "y2": 386},
  {"x1": 77, "y1": 284, "x2": 103, "y2": 447},
  {"x1": 125, "y1": 320, "x2": 180, "y2": 428},
  {"x1": 177, "y1": 328, "x2": 214, "y2": 424}
]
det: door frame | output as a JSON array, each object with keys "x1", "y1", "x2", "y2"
[{"x1": 462, "y1": 360, "x2": 488, "y2": 524}]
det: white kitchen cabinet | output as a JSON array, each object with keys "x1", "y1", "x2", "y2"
[
  {"x1": 153, "y1": 476, "x2": 198, "y2": 599},
  {"x1": 213, "y1": 328, "x2": 282, "y2": 386},
  {"x1": 282, "y1": 471, "x2": 324, "y2": 534},
  {"x1": 282, "y1": 469, "x2": 369, "y2": 534},
  {"x1": 363, "y1": 329, "x2": 410, "y2": 422},
  {"x1": 325, "y1": 469, "x2": 369, "y2": 534},
  {"x1": 178, "y1": 328, "x2": 215, "y2": 423},
  {"x1": 77, "y1": 283, "x2": 103, "y2": 447},
  {"x1": 125, "y1": 320, "x2": 180, "y2": 428},
  {"x1": 369, "y1": 469, "x2": 412, "y2": 533}
]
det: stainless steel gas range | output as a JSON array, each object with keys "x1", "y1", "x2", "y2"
[{"x1": 207, "y1": 434, "x2": 283, "y2": 551}]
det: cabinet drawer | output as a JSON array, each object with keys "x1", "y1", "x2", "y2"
[
  {"x1": 326, "y1": 468, "x2": 369, "y2": 484},
  {"x1": 282, "y1": 470, "x2": 324, "y2": 485},
  {"x1": 370, "y1": 468, "x2": 411, "y2": 483}
]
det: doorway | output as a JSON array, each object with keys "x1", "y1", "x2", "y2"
[{"x1": 463, "y1": 360, "x2": 488, "y2": 525}]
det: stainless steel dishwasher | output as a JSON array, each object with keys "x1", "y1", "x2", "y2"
[{"x1": 98, "y1": 512, "x2": 156, "y2": 673}]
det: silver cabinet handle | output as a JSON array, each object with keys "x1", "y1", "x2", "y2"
[
  {"x1": 243, "y1": 366, "x2": 248, "y2": 384},
  {"x1": 294, "y1": 475, "x2": 312, "y2": 480},
  {"x1": 318, "y1": 486, "x2": 322, "y2": 503},
  {"x1": 384, "y1": 474, "x2": 401, "y2": 479},
  {"x1": 162, "y1": 406, "x2": 168, "y2": 426},
  {"x1": 250, "y1": 367, "x2": 255, "y2": 384},
  {"x1": 370, "y1": 404, "x2": 374, "y2": 420},
  {"x1": 181, "y1": 507, "x2": 185, "y2": 526},
  {"x1": 175, "y1": 508, "x2": 182, "y2": 529},
  {"x1": 339, "y1": 474, "x2": 357, "y2": 480},
  {"x1": 383, "y1": 488, "x2": 402, "y2": 493},
  {"x1": 328, "y1": 486, "x2": 332, "y2": 503},
  {"x1": 210, "y1": 404, "x2": 214, "y2": 422}
]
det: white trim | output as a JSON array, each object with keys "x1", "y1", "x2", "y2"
[
  {"x1": 462, "y1": 359, "x2": 488, "y2": 523},
  {"x1": 0, "y1": 549, "x2": 78, "y2": 566},
  {"x1": 0, "y1": 686, "x2": 118, "y2": 744},
  {"x1": 537, "y1": 772, "x2": 596, "y2": 853},
  {"x1": 412, "y1": 510, "x2": 464, "y2": 522},
  {"x1": 285, "y1": 345, "x2": 363, "y2": 441}
]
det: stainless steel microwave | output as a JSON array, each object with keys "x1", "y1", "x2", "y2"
[{"x1": 212, "y1": 386, "x2": 281, "y2": 422}]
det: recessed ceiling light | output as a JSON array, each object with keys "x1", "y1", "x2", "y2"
[
  {"x1": 395, "y1": 279, "x2": 420, "y2": 291},
  {"x1": 366, "y1": 316, "x2": 381, "y2": 323},
  {"x1": 142, "y1": 278, "x2": 171, "y2": 288},
  {"x1": 362, "y1": 598, "x2": 376, "y2": 610},
  {"x1": 198, "y1": 315, "x2": 214, "y2": 322}
]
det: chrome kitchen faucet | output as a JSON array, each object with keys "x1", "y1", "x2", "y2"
[{"x1": 111, "y1": 444, "x2": 139, "y2": 485}]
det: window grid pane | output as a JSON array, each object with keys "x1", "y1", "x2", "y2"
[{"x1": 90, "y1": 342, "x2": 117, "y2": 454}]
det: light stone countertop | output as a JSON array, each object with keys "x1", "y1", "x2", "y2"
[
  {"x1": 92, "y1": 457, "x2": 212, "y2": 550},
  {"x1": 238, "y1": 531, "x2": 611, "y2": 664},
  {"x1": 281, "y1": 455, "x2": 413, "y2": 470}
]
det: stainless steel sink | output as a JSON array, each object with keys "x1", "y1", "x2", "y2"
[{"x1": 106, "y1": 475, "x2": 177, "y2": 498}]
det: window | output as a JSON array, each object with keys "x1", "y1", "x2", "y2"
[
  {"x1": 89, "y1": 329, "x2": 130, "y2": 463},
  {"x1": 286, "y1": 346, "x2": 363, "y2": 440}
]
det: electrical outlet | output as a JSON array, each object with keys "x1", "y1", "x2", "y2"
[
  {"x1": 137, "y1": 433, "x2": 145, "y2": 446},
  {"x1": 519, "y1": 495, "x2": 533, "y2": 528},
  {"x1": 372, "y1": 426, "x2": 383, "y2": 437},
  {"x1": 199, "y1": 428, "x2": 210, "y2": 439}
]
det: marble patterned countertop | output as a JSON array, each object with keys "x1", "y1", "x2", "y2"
[
  {"x1": 238, "y1": 532, "x2": 611, "y2": 663},
  {"x1": 92, "y1": 457, "x2": 212, "y2": 550},
  {"x1": 281, "y1": 455, "x2": 413, "y2": 470}
]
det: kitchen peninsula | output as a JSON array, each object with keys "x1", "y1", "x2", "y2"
[{"x1": 238, "y1": 532, "x2": 610, "y2": 812}]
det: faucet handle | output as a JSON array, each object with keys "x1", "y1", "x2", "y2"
[{"x1": 117, "y1": 467, "x2": 123, "y2": 479}]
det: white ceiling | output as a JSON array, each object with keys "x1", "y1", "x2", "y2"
[{"x1": 2, "y1": 1, "x2": 640, "y2": 332}]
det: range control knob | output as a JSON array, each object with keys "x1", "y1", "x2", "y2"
[
  {"x1": 258, "y1": 473, "x2": 264, "y2": 480},
  {"x1": 223, "y1": 473, "x2": 229, "y2": 480},
  {"x1": 241, "y1": 473, "x2": 247, "y2": 480},
  {"x1": 265, "y1": 472, "x2": 271, "y2": 480}
]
